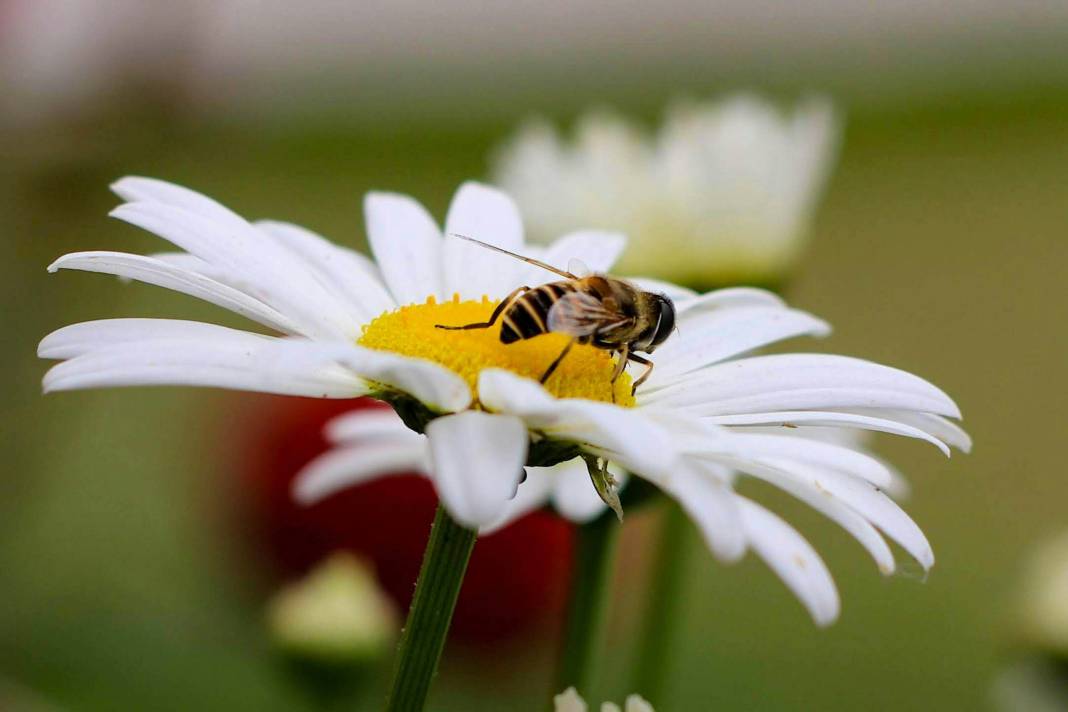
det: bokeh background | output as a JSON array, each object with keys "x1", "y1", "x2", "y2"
[{"x1": 3, "y1": 2, "x2": 1068, "y2": 710}]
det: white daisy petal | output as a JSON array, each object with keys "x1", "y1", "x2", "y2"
[
  {"x1": 530, "y1": 230, "x2": 626, "y2": 282},
  {"x1": 628, "y1": 277, "x2": 697, "y2": 302},
  {"x1": 111, "y1": 201, "x2": 358, "y2": 340},
  {"x1": 708, "y1": 432, "x2": 896, "y2": 488},
  {"x1": 48, "y1": 251, "x2": 301, "y2": 335},
  {"x1": 144, "y1": 251, "x2": 215, "y2": 277},
  {"x1": 324, "y1": 408, "x2": 421, "y2": 445},
  {"x1": 150, "y1": 246, "x2": 375, "y2": 330},
  {"x1": 147, "y1": 234, "x2": 395, "y2": 329},
  {"x1": 426, "y1": 411, "x2": 529, "y2": 529},
  {"x1": 872, "y1": 453, "x2": 912, "y2": 501},
  {"x1": 720, "y1": 458, "x2": 895, "y2": 574},
  {"x1": 256, "y1": 220, "x2": 397, "y2": 321},
  {"x1": 702, "y1": 410, "x2": 953, "y2": 456},
  {"x1": 480, "y1": 466, "x2": 557, "y2": 535},
  {"x1": 42, "y1": 333, "x2": 367, "y2": 398},
  {"x1": 443, "y1": 182, "x2": 525, "y2": 298},
  {"x1": 838, "y1": 408, "x2": 972, "y2": 453},
  {"x1": 642, "y1": 354, "x2": 962, "y2": 419},
  {"x1": 662, "y1": 462, "x2": 747, "y2": 562},
  {"x1": 39, "y1": 318, "x2": 269, "y2": 360},
  {"x1": 111, "y1": 176, "x2": 247, "y2": 228},
  {"x1": 673, "y1": 287, "x2": 785, "y2": 315},
  {"x1": 640, "y1": 407, "x2": 734, "y2": 453},
  {"x1": 649, "y1": 305, "x2": 831, "y2": 387},
  {"x1": 737, "y1": 496, "x2": 840, "y2": 626},
  {"x1": 808, "y1": 466, "x2": 935, "y2": 570},
  {"x1": 293, "y1": 441, "x2": 430, "y2": 505},
  {"x1": 478, "y1": 369, "x2": 677, "y2": 482},
  {"x1": 364, "y1": 191, "x2": 444, "y2": 305},
  {"x1": 737, "y1": 458, "x2": 934, "y2": 570},
  {"x1": 330, "y1": 346, "x2": 472, "y2": 413}
]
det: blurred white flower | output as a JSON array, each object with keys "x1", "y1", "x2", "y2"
[
  {"x1": 991, "y1": 531, "x2": 1068, "y2": 711},
  {"x1": 492, "y1": 96, "x2": 839, "y2": 286},
  {"x1": 554, "y1": 686, "x2": 654, "y2": 712},
  {"x1": 1016, "y1": 530, "x2": 1068, "y2": 656},
  {"x1": 41, "y1": 177, "x2": 967, "y2": 625},
  {"x1": 266, "y1": 552, "x2": 396, "y2": 664},
  {"x1": 992, "y1": 660, "x2": 1068, "y2": 712}
]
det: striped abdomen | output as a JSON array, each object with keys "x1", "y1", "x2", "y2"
[{"x1": 500, "y1": 281, "x2": 576, "y2": 344}]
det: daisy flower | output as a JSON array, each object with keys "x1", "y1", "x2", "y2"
[
  {"x1": 40, "y1": 177, "x2": 967, "y2": 625},
  {"x1": 492, "y1": 95, "x2": 838, "y2": 286}
]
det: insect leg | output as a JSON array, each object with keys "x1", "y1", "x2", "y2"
[
  {"x1": 608, "y1": 345, "x2": 630, "y2": 404},
  {"x1": 610, "y1": 345, "x2": 630, "y2": 384},
  {"x1": 435, "y1": 286, "x2": 529, "y2": 330},
  {"x1": 539, "y1": 339, "x2": 575, "y2": 384},
  {"x1": 627, "y1": 352, "x2": 654, "y2": 395}
]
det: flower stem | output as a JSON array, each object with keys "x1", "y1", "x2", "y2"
[
  {"x1": 555, "y1": 510, "x2": 620, "y2": 697},
  {"x1": 631, "y1": 500, "x2": 690, "y2": 705},
  {"x1": 385, "y1": 505, "x2": 477, "y2": 712}
]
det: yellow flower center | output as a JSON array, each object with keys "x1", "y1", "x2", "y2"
[{"x1": 358, "y1": 296, "x2": 634, "y2": 406}]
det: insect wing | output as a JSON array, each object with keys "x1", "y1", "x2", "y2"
[
  {"x1": 547, "y1": 291, "x2": 627, "y2": 336},
  {"x1": 566, "y1": 257, "x2": 591, "y2": 277}
]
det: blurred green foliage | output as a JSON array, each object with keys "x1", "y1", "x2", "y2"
[{"x1": 2, "y1": 84, "x2": 1067, "y2": 710}]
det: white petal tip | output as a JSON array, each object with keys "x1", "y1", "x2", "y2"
[
  {"x1": 715, "y1": 542, "x2": 748, "y2": 565},
  {"x1": 810, "y1": 594, "x2": 841, "y2": 628},
  {"x1": 46, "y1": 253, "x2": 81, "y2": 272},
  {"x1": 290, "y1": 480, "x2": 317, "y2": 506},
  {"x1": 109, "y1": 176, "x2": 137, "y2": 195},
  {"x1": 429, "y1": 389, "x2": 473, "y2": 414},
  {"x1": 426, "y1": 412, "x2": 528, "y2": 528},
  {"x1": 358, "y1": 188, "x2": 425, "y2": 217},
  {"x1": 108, "y1": 202, "x2": 152, "y2": 222},
  {"x1": 41, "y1": 371, "x2": 65, "y2": 394},
  {"x1": 364, "y1": 190, "x2": 408, "y2": 209},
  {"x1": 457, "y1": 179, "x2": 501, "y2": 195},
  {"x1": 110, "y1": 176, "x2": 164, "y2": 202},
  {"x1": 813, "y1": 610, "x2": 839, "y2": 628}
]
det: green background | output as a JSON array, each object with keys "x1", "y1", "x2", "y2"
[{"x1": 2, "y1": 54, "x2": 1067, "y2": 710}]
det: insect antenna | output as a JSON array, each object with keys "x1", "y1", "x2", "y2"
[{"x1": 446, "y1": 233, "x2": 576, "y2": 279}]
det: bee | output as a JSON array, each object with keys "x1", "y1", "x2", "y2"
[{"x1": 435, "y1": 234, "x2": 675, "y2": 396}]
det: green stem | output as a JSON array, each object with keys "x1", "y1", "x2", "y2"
[
  {"x1": 555, "y1": 510, "x2": 620, "y2": 698},
  {"x1": 385, "y1": 505, "x2": 478, "y2": 712},
  {"x1": 631, "y1": 500, "x2": 690, "y2": 705}
]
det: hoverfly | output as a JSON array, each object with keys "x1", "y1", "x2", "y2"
[{"x1": 436, "y1": 234, "x2": 676, "y2": 397}]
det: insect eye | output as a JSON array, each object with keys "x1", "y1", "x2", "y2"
[{"x1": 652, "y1": 297, "x2": 675, "y2": 346}]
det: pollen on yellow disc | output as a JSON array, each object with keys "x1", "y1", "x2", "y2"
[{"x1": 358, "y1": 296, "x2": 635, "y2": 406}]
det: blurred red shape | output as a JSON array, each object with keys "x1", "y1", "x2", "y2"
[{"x1": 231, "y1": 395, "x2": 574, "y2": 645}]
